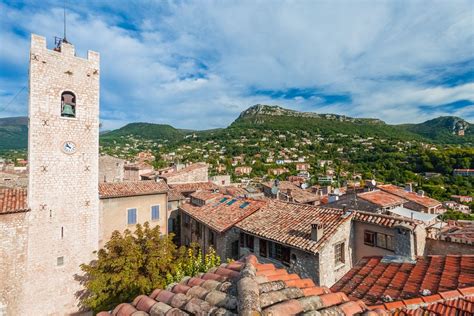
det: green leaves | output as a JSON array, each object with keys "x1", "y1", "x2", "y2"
[{"x1": 80, "y1": 223, "x2": 221, "y2": 313}]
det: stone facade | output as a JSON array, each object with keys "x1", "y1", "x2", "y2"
[
  {"x1": 424, "y1": 239, "x2": 474, "y2": 255},
  {"x1": 99, "y1": 154, "x2": 125, "y2": 182},
  {"x1": 22, "y1": 34, "x2": 100, "y2": 314},
  {"x1": 161, "y1": 163, "x2": 208, "y2": 184},
  {"x1": 0, "y1": 212, "x2": 29, "y2": 316},
  {"x1": 99, "y1": 193, "x2": 167, "y2": 248}
]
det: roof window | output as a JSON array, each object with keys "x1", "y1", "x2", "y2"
[{"x1": 239, "y1": 202, "x2": 250, "y2": 209}]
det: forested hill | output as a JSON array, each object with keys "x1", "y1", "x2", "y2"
[
  {"x1": 0, "y1": 116, "x2": 28, "y2": 150},
  {"x1": 0, "y1": 105, "x2": 472, "y2": 150}
]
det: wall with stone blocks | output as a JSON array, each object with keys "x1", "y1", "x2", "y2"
[
  {"x1": 0, "y1": 212, "x2": 28, "y2": 316},
  {"x1": 425, "y1": 239, "x2": 474, "y2": 255}
]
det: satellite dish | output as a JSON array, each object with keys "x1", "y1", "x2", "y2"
[
  {"x1": 301, "y1": 183, "x2": 308, "y2": 190},
  {"x1": 371, "y1": 179, "x2": 376, "y2": 187}
]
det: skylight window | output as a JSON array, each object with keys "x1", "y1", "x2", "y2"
[
  {"x1": 239, "y1": 202, "x2": 250, "y2": 209},
  {"x1": 220, "y1": 197, "x2": 229, "y2": 203},
  {"x1": 227, "y1": 199, "x2": 237, "y2": 205}
]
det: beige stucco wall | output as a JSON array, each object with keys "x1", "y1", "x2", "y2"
[
  {"x1": 352, "y1": 221, "x2": 396, "y2": 263},
  {"x1": 99, "y1": 193, "x2": 167, "y2": 248}
]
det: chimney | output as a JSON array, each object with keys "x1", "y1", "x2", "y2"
[
  {"x1": 405, "y1": 183, "x2": 413, "y2": 192},
  {"x1": 417, "y1": 190, "x2": 424, "y2": 197},
  {"x1": 311, "y1": 222, "x2": 324, "y2": 242}
]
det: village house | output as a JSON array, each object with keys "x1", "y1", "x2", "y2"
[
  {"x1": 179, "y1": 192, "x2": 266, "y2": 259},
  {"x1": 451, "y1": 195, "x2": 473, "y2": 203},
  {"x1": 327, "y1": 190, "x2": 407, "y2": 214},
  {"x1": 124, "y1": 162, "x2": 154, "y2": 181},
  {"x1": 136, "y1": 151, "x2": 155, "y2": 162},
  {"x1": 235, "y1": 166, "x2": 252, "y2": 176},
  {"x1": 210, "y1": 174, "x2": 231, "y2": 186},
  {"x1": 98, "y1": 180, "x2": 168, "y2": 247},
  {"x1": 158, "y1": 162, "x2": 208, "y2": 184},
  {"x1": 0, "y1": 170, "x2": 28, "y2": 189},
  {"x1": 296, "y1": 162, "x2": 311, "y2": 171},
  {"x1": 377, "y1": 184, "x2": 442, "y2": 214},
  {"x1": 426, "y1": 220, "x2": 474, "y2": 254},
  {"x1": 262, "y1": 180, "x2": 319, "y2": 205},
  {"x1": 453, "y1": 168, "x2": 474, "y2": 176},
  {"x1": 268, "y1": 167, "x2": 289, "y2": 176},
  {"x1": 99, "y1": 154, "x2": 125, "y2": 183},
  {"x1": 236, "y1": 200, "x2": 425, "y2": 287},
  {"x1": 443, "y1": 201, "x2": 471, "y2": 213}
]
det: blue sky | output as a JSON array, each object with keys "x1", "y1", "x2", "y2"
[{"x1": 0, "y1": 0, "x2": 473, "y2": 130}]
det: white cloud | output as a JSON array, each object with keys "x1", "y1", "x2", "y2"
[{"x1": 0, "y1": 0, "x2": 473, "y2": 129}]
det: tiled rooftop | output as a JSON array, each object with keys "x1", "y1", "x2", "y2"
[
  {"x1": 168, "y1": 189, "x2": 186, "y2": 201},
  {"x1": 97, "y1": 254, "x2": 379, "y2": 316},
  {"x1": 236, "y1": 200, "x2": 352, "y2": 254},
  {"x1": 160, "y1": 163, "x2": 208, "y2": 179},
  {"x1": 180, "y1": 195, "x2": 266, "y2": 233},
  {"x1": 353, "y1": 211, "x2": 418, "y2": 228},
  {"x1": 169, "y1": 182, "x2": 219, "y2": 194},
  {"x1": 0, "y1": 188, "x2": 29, "y2": 215},
  {"x1": 99, "y1": 180, "x2": 168, "y2": 199},
  {"x1": 357, "y1": 191, "x2": 407, "y2": 208},
  {"x1": 262, "y1": 181, "x2": 319, "y2": 203},
  {"x1": 331, "y1": 255, "x2": 474, "y2": 306},
  {"x1": 377, "y1": 185, "x2": 441, "y2": 208},
  {"x1": 368, "y1": 287, "x2": 474, "y2": 315},
  {"x1": 190, "y1": 190, "x2": 222, "y2": 203}
]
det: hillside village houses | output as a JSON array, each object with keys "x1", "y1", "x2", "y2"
[{"x1": 1, "y1": 34, "x2": 474, "y2": 316}]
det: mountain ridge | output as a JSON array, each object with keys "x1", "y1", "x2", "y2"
[{"x1": 0, "y1": 104, "x2": 472, "y2": 150}]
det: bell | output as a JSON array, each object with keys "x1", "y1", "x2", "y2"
[{"x1": 61, "y1": 103, "x2": 75, "y2": 117}]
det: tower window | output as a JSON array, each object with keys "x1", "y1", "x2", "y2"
[
  {"x1": 57, "y1": 256, "x2": 64, "y2": 266},
  {"x1": 61, "y1": 91, "x2": 76, "y2": 118}
]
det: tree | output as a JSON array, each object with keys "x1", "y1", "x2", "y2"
[{"x1": 79, "y1": 223, "x2": 221, "y2": 313}]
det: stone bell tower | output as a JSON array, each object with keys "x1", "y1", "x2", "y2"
[{"x1": 23, "y1": 34, "x2": 100, "y2": 314}]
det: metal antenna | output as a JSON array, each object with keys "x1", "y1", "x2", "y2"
[{"x1": 63, "y1": 0, "x2": 68, "y2": 43}]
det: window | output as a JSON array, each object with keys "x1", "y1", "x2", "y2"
[
  {"x1": 183, "y1": 214, "x2": 190, "y2": 227},
  {"x1": 334, "y1": 242, "x2": 345, "y2": 265},
  {"x1": 151, "y1": 205, "x2": 160, "y2": 221},
  {"x1": 57, "y1": 256, "x2": 64, "y2": 266},
  {"x1": 240, "y1": 202, "x2": 250, "y2": 209},
  {"x1": 227, "y1": 199, "x2": 237, "y2": 206},
  {"x1": 273, "y1": 243, "x2": 290, "y2": 264},
  {"x1": 239, "y1": 232, "x2": 245, "y2": 247},
  {"x1": 167, "y1": 202, "x2": 172, "y2": 210},
  {"x1": 364, "y1": 231, "x2": 375, "y2": 246},
  {"x1": 364, "y1": 230, "x2": 395, "y2": 251},
  {"x1": 61, "y1": 91, "x2": 76, "y2": 118},
  {"x1": 127, "y1": 208, "x2": 137, "y2": 225},
  {"x1": 209, "y1": 230, "x2": 215, "y2": 247},
  {"x1": 259, "y1": 239, "x2": 267, "y2": 257},
  {"x1": 246, "y1": 234, "x2": 254, "y2": 252}
]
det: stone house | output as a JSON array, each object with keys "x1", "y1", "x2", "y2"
[
  {"x1": 99, "y1": 154, "x2": 125, "y2": 183},
  {"x1": 210, "y1": 174, "x2": 231, "y2": 186},
  {"x1": 99, "y1": 181, "x2": 168, "y2": 248},
  {"x1": 451, "y1": 195, "x2": 473, "y2": 203},
  {"x1": 124, "y1": 162, "x2": 154, "y2": 181},
  {"x1": 236, "y1": 200, "x2": 426, "y2": 287},
  {"x1": 159, "y1": 162, "x2": 208, "y2": 184},
  {"x1": 235, "y1": 166, "x2": 252, "y2": 176},
  {"x1": 268, "y1": 168, "x2": 289, "y2": 176},
  {"x1": 327, "y1": 190, "x2": 406, "y2": 214},
  {"x1": 179, "y1": 192, "x2": 266, "y2": 260},
  {"x1": 0, "y1": 171, "x2": 28, "y2": 189}
]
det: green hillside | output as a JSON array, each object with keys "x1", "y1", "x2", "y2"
[
  {"x1": 99, "y1": 122, "x2": 187, "y2": 145},
  {"x1": 0, "y1": 116, "x2": 28, "y2": 150},
  {"x1": 398, "y1": 116, "x2": 473, "y2": 144},
  {"x1": 230, "y1": 104, "x2": 422, "y2": 140}
]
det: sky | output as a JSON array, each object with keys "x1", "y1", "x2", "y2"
[{"x1": 0, "y1": 0, "x2": 473, "y2": 130}]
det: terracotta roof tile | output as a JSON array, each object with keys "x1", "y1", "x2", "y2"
[
  {"x1": 98, "y1": 254, "x2": 372, "y2": 315},
  {"x1": 0, "y1": 188, "x2": 29, "y2": 214},
  {"x1": 358, "y1": 190, "x2": 407, "y2": 207},
  {"x1": 331, "y1": 255, "x2": 474, "y2": 307},
  {"x1": 236, "y1": 200, "x2": 353, "y2": 254},
  {"x1": 159, "y1": 163, "x2": 207, "y2": 179},
  {"x1": 378, "y1": 184, "x2": 441, "y2": 208},
  {"x1": 180, "y1": 195, "x2": 266, "y2": 233},
  {"x1": 168, "y1": 181, "x2": 218, "y2": 194},
  {"x1": 99, "y1": 180, "x2": 168, "y2": 198}
]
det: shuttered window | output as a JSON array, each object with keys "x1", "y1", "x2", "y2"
[
  {"x1": 127, "y1": 208, "x2": 137, "y2": 225},
  {"x1": 151, "y1": 205, "x2": 160, "y2": 221}
]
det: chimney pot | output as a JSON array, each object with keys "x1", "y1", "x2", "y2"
[{"x1": 311, "y1": 222, "x2": 324, "y2": 242}]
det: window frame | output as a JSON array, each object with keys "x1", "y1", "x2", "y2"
[
  {"x1": 60, "y1": 91, "x2": 77, "y2": 119},
  {"x1": 151, "y1": 204, "x2": 160, "y2": 221},
  {"x1": 334, "y1": 242, "x2": 345, "y2": 266},
  {"x1": 364, "y1": 231, "x2": 375, "y2": 246},
  {"x1": 127, "y1": 208, "x2": 137, "y2": 225}
]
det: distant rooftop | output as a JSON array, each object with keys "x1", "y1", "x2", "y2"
[
  {"x1": 0, "y1": 188, "x2": 29, "y2": 215},
  {"x1": 99, "y1": 180, "x2": 168, "y2": 199},
  {"x1": 378, "y1": 184, "x2": 441, "y2": 208}
]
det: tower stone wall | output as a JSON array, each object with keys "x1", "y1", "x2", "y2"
[{"x1": 22, "y1": 34, "x2": 100, "y2": 314}]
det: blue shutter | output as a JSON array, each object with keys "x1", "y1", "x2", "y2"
[
  {"x1": 128, "y1": 208, "x2": 137, "y2": 224},
  {"x1": 151, "y1": 205, "x2": 160, "y2": 220}
]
